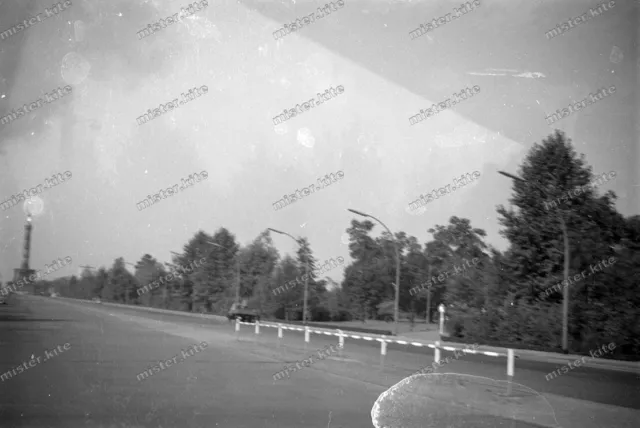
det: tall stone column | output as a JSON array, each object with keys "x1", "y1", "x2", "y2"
[{"x1": 13, "y1": 215, "x2": 36, "y2": 286}]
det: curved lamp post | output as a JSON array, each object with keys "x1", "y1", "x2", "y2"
[
  {"x1": 347, "y1": 208, "x2": 401, "y2": 336},
  {"x1": 268, "y1": 228, "x2": 309, "y2": 324},
  {"x1": 498, "y1": 170, "x2": 570, "y2": 354}
]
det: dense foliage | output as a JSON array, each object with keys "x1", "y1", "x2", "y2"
[{"x1": 7, "y1": 131, "x2": 637, "y2": 357}]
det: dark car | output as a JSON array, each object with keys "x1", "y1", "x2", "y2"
[{"x1": 227, "y1": 301, "x2": 260, "y2": 323}]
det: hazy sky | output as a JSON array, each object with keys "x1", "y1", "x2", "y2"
[{"x1": 0, "y1": 0, "x2": 637, "y2": 285}]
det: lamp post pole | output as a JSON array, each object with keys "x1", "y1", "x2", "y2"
[
  {"x1": 268, "y1": 228, "x2": 309, "y2": 324},
  {"x1": 498, "y1": 170, "x2": 570, "y2": 353},
  {"x1": 347, "y1": 209, "x2": 401, "y2": 336}
]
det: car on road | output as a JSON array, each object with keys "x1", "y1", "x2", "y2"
[{"x1": 227, "y1": 300, "x2": 260, "y2": 323}]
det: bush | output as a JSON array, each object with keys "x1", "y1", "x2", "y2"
[
  {"x1": 311, "y1": 306, "x2": 331, "y2": 322},
  {"x1": 446, "y1": 301, "x2": 564, "y2": 350},
  {"x1": 332, "y1": 309, "x2": 353, "y2": 322},
  {"x1": 443, "y1": 300, "x2": 638, "y2": 359}
]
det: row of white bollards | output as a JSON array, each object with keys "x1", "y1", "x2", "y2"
[{"x1": 235, "y1": 318, "x2": 515, "y2": 394}]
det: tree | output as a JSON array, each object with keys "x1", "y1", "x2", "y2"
[
  {"x1": 134, "y1": 254, "x2": 162, "y2": 307},
  {"x1": 343, "y1": 218, "x2": 389, "y2": 321},
  {"x1": 103, "y1": 258, "x2": 137, "y2": 303},
  {"x1": 243, "y1": 230, "x2": 279, "y2": 317},
  {"x1": 429, "y1": 217, "x2": 489, "y2": 309},
  {"x1": 199, "y1": 228, "x2": 239, "y2": 314},
  {"x1": 489, "y1": 130, "x2": 639, "y2": 353}
]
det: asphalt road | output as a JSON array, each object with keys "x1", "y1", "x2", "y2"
[{"x1": 1, "y1": 296, "x2": 638, "y2": 428}]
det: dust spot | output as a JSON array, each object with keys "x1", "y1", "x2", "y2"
[{"x1": 61, "y1": 52, "x2": 91, "y2": 85}]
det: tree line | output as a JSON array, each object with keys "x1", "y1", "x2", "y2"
[{"x1": 5, "y1": 131, "x2": 637, "y2": 358}]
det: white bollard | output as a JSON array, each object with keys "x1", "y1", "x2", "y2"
[
  {"x1": 255, "y1": 320, "x2": 260, "y2": 335},
  {"x1": 277, "y1": 323, "x2": 283, "y2": 349},
  {"x1": 507, "y1": 348, "x2": 514, "y2": 395},
  {"x1": 235, "y1": 317, "x2": 240, "y2": 341},
  {"x1": 380, "y1": 335, "x2": 387, "y2": 370},
  {"x1": 337, "y1": 330, "x2": 344, "y2": 357},
  {"x1": 304, "y1": 325, "x2": 310, "y2": 350},
  {"x1": 434, "y1": 341, "x2": 441, "y2": 372}
]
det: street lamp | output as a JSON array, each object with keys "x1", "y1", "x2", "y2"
[
  {"x1": 205, "y1": 240, "x2": 241, "y2": 306},
  {"x1": 268, "y1": 227, "x2": 309, "y2": 324},
  {"x1": 498, "y1": 170, "x2": 570, "y2": 354},
  {"x1": 347, "y1": 208, "x2": 401, "y2": 336}
]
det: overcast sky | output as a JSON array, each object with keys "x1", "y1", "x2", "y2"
[{"x1": 0, "y1": 0, "x2": 637, "y2": 285}]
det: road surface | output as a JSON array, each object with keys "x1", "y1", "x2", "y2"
[{"x1": 1, "y1": 295, "x2": 638, "y2": 427}]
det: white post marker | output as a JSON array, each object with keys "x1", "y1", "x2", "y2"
[
  {"x1": 438, "y1": 304, "x2": 446, "y2": 336},
  {"x1": 255, "y1": 319, "x2": 260, "y2": 335},
  {"x1": 277, "y1": 323, "x2": 283, "y2": 348},
  {"x1": 507, "y1": 348, "x2": 515, "y2": 395},
  {"x1": 304, "y1": 325, "x2": 310, "y2": 350},
  {"x1": 235, "y1": 317, "x2": 240, "y2": 340},
  {"x1": 380, "y1": 335, "x2": 387, "y2": 370},
  {"x1": 434, "y1": 340, "x2": 441, "y2": 372},
  {"x1": 337, "y1": 329, "x2": 344, "y2": 357}
]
